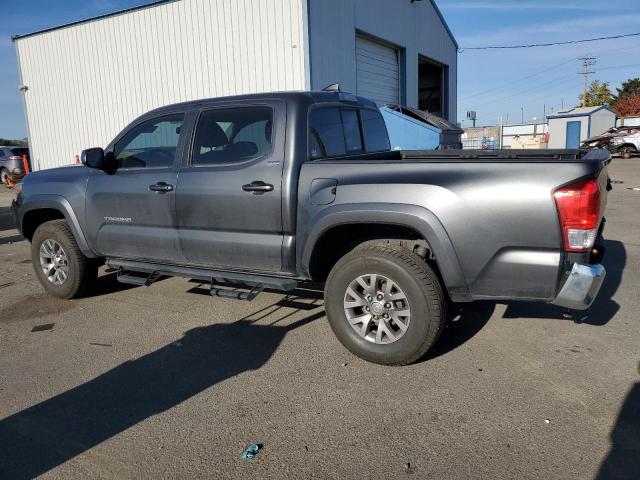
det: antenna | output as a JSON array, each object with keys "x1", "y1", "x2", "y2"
[
  {"x1": 322, "y1": 83, "x2": 341, "y2": 92},
  {"x1": 578, "y1": 55, "x2": 596, "y2": 107}
]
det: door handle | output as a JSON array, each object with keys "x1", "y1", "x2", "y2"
[
  {"x1": 242, "y1": 181, "x2": 274, "y2": 194},
  {"x1": 149, "y1": 182, "x2": 174, "y2": 193}
]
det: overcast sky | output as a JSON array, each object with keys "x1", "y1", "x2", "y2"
[{"x1": 1, "y1": 0, "x2": 639, "y2": 138}]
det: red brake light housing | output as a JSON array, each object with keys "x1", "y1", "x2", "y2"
[{"x1": 553, "y1": 178, "x2": 600, "y2": 252}]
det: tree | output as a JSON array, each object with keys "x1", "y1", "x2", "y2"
[
  {"x1": 615, "y1": 78, "x2": 640, "y2": 100},
  {"x1": 0, "y1": 138, "x2": 28, "y2": 147},
  {"x1": 578, "y1": 80, "x2": 615, "y2": 107},
  {"x1": 615, "y1": 93, "x2": 640, "y2": 117}
]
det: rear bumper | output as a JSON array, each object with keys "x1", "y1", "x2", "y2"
[{"x1": 551, "y1": 263, "x2": 606, "y2": 310}]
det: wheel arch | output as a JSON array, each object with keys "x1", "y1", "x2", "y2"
[
  {"x1": 299, "y1": 203, "x2": 471, "y2": 302},
  {"x1": 19, "y1": 195, "x2": 96, "y2": 258}
]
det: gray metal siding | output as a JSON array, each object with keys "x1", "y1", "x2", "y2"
[
  {"x1": 308, "y1": 0, "x2": 458, "y2": 121},
  {"x1": 355, "y1": 35, "x2": 400, "y2": 105}
]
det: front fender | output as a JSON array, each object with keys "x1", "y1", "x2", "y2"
[
  {"x1": 18, "y1": 194, "x2": 96, "y2": 258},
  {"x1": 298, "y1": 203, "x2": 471, "y2": 302}
]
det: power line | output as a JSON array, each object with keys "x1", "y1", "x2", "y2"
[
  {"x1": 460, "y1": 58, "x2": 575, "y2": 101},
  {"x1": 460, "y1": 32, "x2": 640, "y2": 51}
]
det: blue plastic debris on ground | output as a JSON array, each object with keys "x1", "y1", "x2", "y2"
[{"x1": 241, "y1": 443, "x2": 261, "y2": 459}]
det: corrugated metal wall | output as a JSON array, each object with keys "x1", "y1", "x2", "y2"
[
  {"x1": 308, "y1": 0, "x2": 457, "y2": 121},
  {"x1": 15, "y1": 0, "x2": 309, "y2": 170}
]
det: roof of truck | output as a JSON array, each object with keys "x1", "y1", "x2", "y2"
[{"x1": 144, "y1": 90, "x2": 378, "y2": 116}]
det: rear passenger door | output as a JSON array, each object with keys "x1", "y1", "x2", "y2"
[{"x1": 175, "y1": 101, "x2": 285, "y2": 272}]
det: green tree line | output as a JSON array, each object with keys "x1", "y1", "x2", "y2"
[
  {"x1": 579, "y1": 77, "x2": 640, "y2": 116},
  {"x1": 0, "y1": 138, "x2": 28, "y2": 147}
]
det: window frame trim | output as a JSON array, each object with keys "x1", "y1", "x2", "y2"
[{"x1": 187, "y1": 104, "x2": 276, "y2": 169}]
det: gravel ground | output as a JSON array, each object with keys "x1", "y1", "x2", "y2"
[{"x1": 0, "y1": 159, "x2": 638, "y2": 480}]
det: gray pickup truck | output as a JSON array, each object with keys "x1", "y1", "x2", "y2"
[{"x1": 13, "y1": 91, "x2": 610, "y2": 365}]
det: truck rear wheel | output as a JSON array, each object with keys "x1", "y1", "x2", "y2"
[
  {"x1": 31, "y1": 220, "x2": 98, "y2": 299},
  {"x1": 324, "y1": 245, "x2": 446, "y2": 365}
]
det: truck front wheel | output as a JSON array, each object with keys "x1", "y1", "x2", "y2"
[
  {"x1": 31, "y1": 220, "x2": 98, "y2": 299},
  {"x1": 324, "y1": 245, "x2": 446, "y2": 365}
]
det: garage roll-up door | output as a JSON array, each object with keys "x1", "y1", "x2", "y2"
[{"x1": 356, "y1": 35, "x2": 400, "y2": 105}]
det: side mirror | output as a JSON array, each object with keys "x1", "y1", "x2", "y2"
[{"x1": 81, "y1": 147, "x2": 105, "y2": 169}]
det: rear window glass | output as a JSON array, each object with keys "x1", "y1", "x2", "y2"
[
  {"x1": 310, "y1": 107, "x2": 345, "y2": 159},
  {"x1": 309, "y1": 106, "x2": 390, "y2": 159},
  {"x1": 341, "y1": 109, "x2": 363, "y2": 153},
  {"x1": 361, "y1": 109, "x2": 391, "y2": 152},
  {"x1": 9, "y1": 148, "x2": 29, "y2": 156}
]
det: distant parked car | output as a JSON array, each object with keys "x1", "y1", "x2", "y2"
[
  {"x1": 609, "y1": 129, "x2": 640, "y2": 159},
  {"x1": 0, "y1": 146, "x2": 30, "y2": 185},
  {"x1": 581, "y1": 127, "x2": 640, "y2": 158}
]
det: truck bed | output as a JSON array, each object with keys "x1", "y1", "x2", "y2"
[{"x1": 298, "y1": 148, "x2": 609, "y2": 302}]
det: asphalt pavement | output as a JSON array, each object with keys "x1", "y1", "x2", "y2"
[{"x1": 0, "y1": 159, "x2": 638, "y2": 479}]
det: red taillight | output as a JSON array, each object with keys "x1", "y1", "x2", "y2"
[{"x1": 553, "y1": 179, "x2": 600, "y2": 252}]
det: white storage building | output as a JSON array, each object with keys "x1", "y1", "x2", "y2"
[
  {"x1": 13, "y1": 0, "x2": 458, "y2": 170},
  {"x1": 547, "y1": 105, "x2": 617, "y2": 149}
]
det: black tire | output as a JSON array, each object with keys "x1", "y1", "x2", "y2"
[
  {"x1": 620, "y1": 147, "x2": 633, "y2": 160},
  {"x1": 31, "y1": 220, "x2": 98, "y2": 299},
  {"x1": 324, "y1": 245, "x2": 446, "y2": 366}
]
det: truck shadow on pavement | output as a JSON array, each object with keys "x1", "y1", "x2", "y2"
[
  {"x1": 0, "y1": 296, "x2": 324, "y2": 480},
  {"x1": 597, "y1": 382, "x2": 640, "y2": 479},
  {"x1": 501, "y1": 240, "x2": 625, "y2": 326}
]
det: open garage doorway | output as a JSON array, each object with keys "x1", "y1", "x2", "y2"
[{"x1": 418, "y1": 56, "x2": 447, "y2": 118}]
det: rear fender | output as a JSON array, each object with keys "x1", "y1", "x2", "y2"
[{"x1": 299, "y1": 203, "x2": 471, "y2": 302}]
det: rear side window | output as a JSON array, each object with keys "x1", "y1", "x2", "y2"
[
  {"x1": 361, "y1": 109, "x2": 391, "y2": 152},
  {"x1": 309, "y1": 107, "x2": 345, "y2": 159},
  {"x1": 114, "y1": 114, "x2": 184, "y2": 169},
  {"x1": 309, "y1": 106, "x2": 390, "y2": 159},
  {"x1": 192, "y1": 106, "x2": 273, "y2": 166}
]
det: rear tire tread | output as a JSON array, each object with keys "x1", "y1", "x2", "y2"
[{"x1": 326, "y1": 244, "x2": 446, "y2": 365}]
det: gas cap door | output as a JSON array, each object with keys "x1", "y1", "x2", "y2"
[{"x1": 310, "y1": 178, "x2": 338, "y2": 205}]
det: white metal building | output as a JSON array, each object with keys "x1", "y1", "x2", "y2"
[
  {"x1": 501, "y1": 123, "x2": 548, "y2": 149},
  {"x1": 617, "y1": 116, "x2": 640, "y2": 127},
  {"x1": 547, "y1": 105, "x2": 617, "y2": 149},
  {"x1": 13, "y1": 0, "x2": 457, "y2": 170}
]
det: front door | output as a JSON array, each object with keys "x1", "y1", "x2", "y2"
[
  {"x1": 175, "y1": 101, "x2": 285, "y2": 272},
  {"x1": 85, "y1": 113, "x2": 186, "y2": 262},
  {"x1": 566, "y1": 120, "x2": 581, "y2": 149}
]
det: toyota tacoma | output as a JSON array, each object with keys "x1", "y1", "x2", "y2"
[{"x1": 13, "y1": 90, "x2": 610, "y2": 365}]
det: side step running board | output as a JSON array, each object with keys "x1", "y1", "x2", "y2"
[
  {"x1": 210, "y1": 284, "x2": 264, "y2": 301},
  {"x1": 109, "y1": 259, "x2": 298, "y2": 301},
  {"x1": 117, "y1": 270, "x2": 163, "y2": 287}
]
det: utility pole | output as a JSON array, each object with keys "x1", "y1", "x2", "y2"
[{"x1": 578, "y1": 55, "x2": 597, "y2": 107}]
